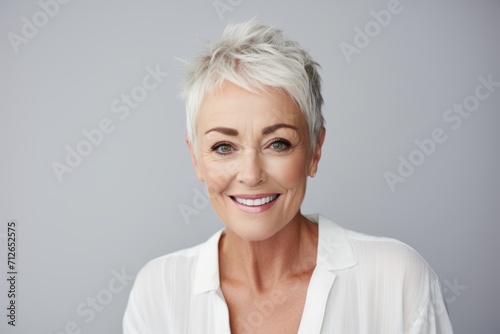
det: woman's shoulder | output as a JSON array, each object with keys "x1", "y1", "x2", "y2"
[
  {"x1": 346, "y1": 228, "x2": 425, "y2": 255},
  {"x1": 316, "y1": 214, "x2": 439, "y2": 281},
  {"x1": 345, "y1": 228, "x2": 436, "y2": 276},
  {"x1": 317, "y1": 216, "x2": 453, "y2": 332},
  {"x1": 133, "y1": 228, "x2": 223, "y2": 287},
  {"x1": 139, "y1": 244, "x2": 202, "y2": 275}
]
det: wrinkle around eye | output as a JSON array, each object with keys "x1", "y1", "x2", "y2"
[
  {"x1": 211, "y1": 141, "x2": 236, "y2": 155},
  {"x1": 269, "y1": 138, "x2": 292, "y2": 151}
]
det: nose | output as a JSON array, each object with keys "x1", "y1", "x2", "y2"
[{"x1": 236, "y1": 149, "x2": 266, "y2": 186}]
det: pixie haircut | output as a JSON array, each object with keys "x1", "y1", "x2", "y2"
[{"x1": 182, "y1": 20, "x2": 325, "y2": 150}]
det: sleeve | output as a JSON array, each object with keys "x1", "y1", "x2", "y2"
[
  {"x1": 407, "y1": 276, "x2": 454, "y2": 334},
  {"x1": 402, "y1": 247, "x2": 454, "y2": 334}
]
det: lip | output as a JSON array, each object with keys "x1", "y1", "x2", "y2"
[
  {"x1": 230, "y1": 193, "x2": 278, "y2": 199},
  {"x1": 229, "y1": 193, "x2": 280, "y2": 214}
]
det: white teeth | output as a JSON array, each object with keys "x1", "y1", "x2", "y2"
[{"x1": 234, "y1": 194, "x2": 278, "y2": 206}]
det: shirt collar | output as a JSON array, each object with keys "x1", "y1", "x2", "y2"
[
  {"x1": 308, "y1": 213, "x2": 358, "y2": 271},
  {"x1": 193, "y1": 213, "x2": 358, "y2": 295},
  {"x1": 193, "y1": 228, "x2": 224, "y2": 295}
]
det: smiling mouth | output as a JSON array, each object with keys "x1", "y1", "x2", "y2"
[{"x1": 230, "y1": 194, "x2": 280, "y2": 207}]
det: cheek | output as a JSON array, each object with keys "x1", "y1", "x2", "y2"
[
  {"x1": 202, "y1": 160, "x2": 237, "y2": 195},
  {"x1": 266, "y1": 155, "x2": 308, "y2": 189}
]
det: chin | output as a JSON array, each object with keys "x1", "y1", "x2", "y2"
[
  {"x1": 230, "y1": 225, "x2": 283, "y2": 242},
  {"x1": 222, "y1": 214, "x2": 287, "y2": 242}
]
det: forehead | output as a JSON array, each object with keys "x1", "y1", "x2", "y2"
[{"x1": 197, "y1": 81, "x2": 305, "y2": 130}]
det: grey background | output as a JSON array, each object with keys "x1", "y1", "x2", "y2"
[{"x1": 1, "y1": 0, "x2": 499, "y2": 333}]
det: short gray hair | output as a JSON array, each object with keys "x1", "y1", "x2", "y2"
[{"x1": 182, "y1": 20, "x2": 324, "y2": 150}]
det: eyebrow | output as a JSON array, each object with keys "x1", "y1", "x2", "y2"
[
  {"x1": 204, "y1": 123, "x2": 298, "y2": 136},
  {"x1": 262, "y1": 123, "x2": 298, "y2": 135},
  {"x1": 204, "y1": 127, "x2": 238, "y2": 136}
]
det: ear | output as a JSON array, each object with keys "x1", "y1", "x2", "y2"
[
  {"x1": 308, "y1": 127, "x2": 326, "y2": 177},
  {"x1": 185, "y1": 135, "x2": 205, "y2": 182}
]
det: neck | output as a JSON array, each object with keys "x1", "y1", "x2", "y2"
[{"x1": 218, "y1": 212, "x2": 318, "y2": 293}]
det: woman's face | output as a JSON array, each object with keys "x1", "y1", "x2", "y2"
[{"x1": 188, "y1": 81, "x2": 324, "y2": 241}]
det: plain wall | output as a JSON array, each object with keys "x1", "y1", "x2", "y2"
[{"x1": 1, "y1": 0, "x2": 499, "y2": 333}]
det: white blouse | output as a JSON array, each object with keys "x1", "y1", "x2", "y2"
[{"x1": 123, "y1": 214, "x2": 453, "y2": 333}]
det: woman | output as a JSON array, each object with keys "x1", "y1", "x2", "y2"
[{"x1": 123, "y1": 21, "x2": 453, "y2": 333}]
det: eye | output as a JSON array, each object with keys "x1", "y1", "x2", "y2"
[
  {"x1": 269, "y1": 139, "x2": 291, "y2": 152},
  {"x1": 211, "y1": 142, "x2": 234, "y2": 155}
]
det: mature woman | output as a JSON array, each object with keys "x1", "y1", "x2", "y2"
[{"x1": 123, "y1": 21, "x2": 453, "y2": 333}]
